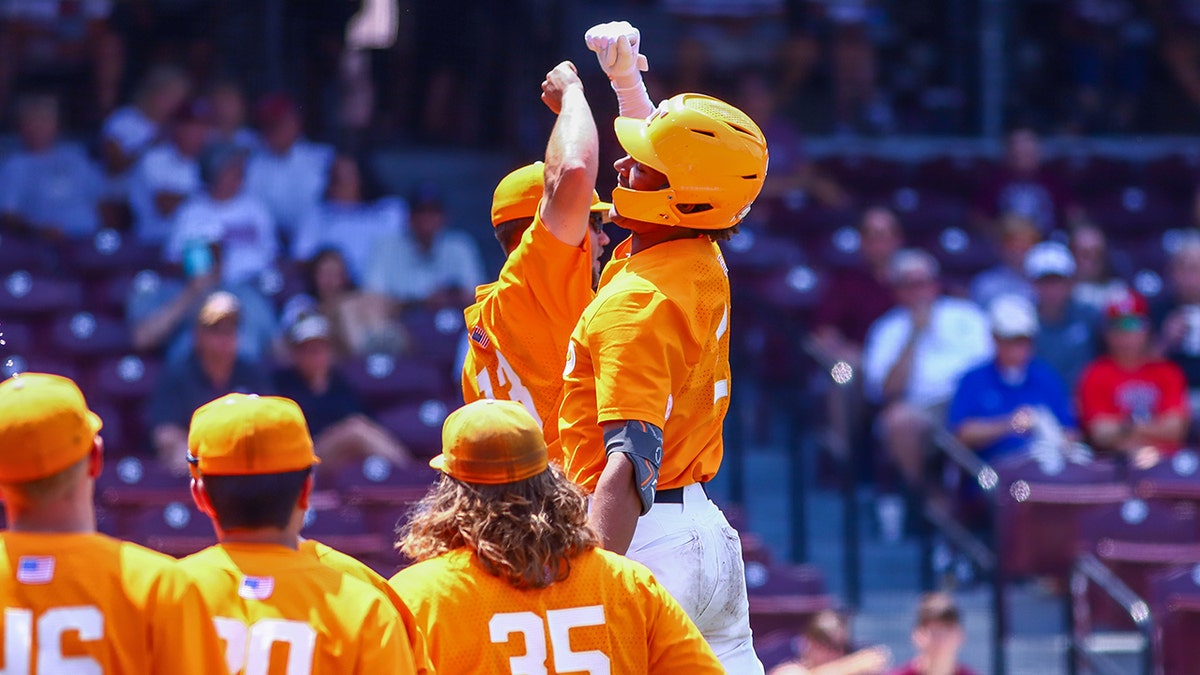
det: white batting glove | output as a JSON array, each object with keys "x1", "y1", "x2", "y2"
[
  {"x1": 584, "y1": 21, "x2": 655, "y2": 120},
  {"x1": 585, "y1": 21, "x2": 649, "y2": 87}
]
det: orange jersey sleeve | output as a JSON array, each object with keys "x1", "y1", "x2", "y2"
[
  {"x1": 300, "y1": 539, "x2": 436, "y2": 675},
  {"x1": 462, "y1": 209, "x2": 595, "y2": 451},
  {"x1": 558, "y1": 236, "x2": 732, "y2": 491},
  {"x1": 0, "y1": 532, "x2": 226, "y2": 674},
  {"x1": 181, "y1": 542, "x2": 417, "y2": 675},
  {"x1": 389, "y1": 547, "x2": 722, "y2": 674}
]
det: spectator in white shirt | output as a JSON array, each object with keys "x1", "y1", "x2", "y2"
[
  {"x1": 365, "y1": 184, "x2": 485, "y2": 310},
  {"x1": 129, "y1": 99, "x2": 211, "y2": 246},
  {"x1": 291, "y1": 154, "x2": 406, "y2": 280},
  {"x1": 243, "y1": 93, "x2": 333, "y2": 237},
  {"x1": 0, "y1": 94, "x2": 104, "y2": 240},
  {"x1": 863, "y1": 249, "x2": 993, "y2": 504},
  {"x1": 99, "y1": 65, "x2": 190, "y2": 202},
  {"x1": 207, "y1": 80, "x2": 259, "y2": 151},
  {"x1": 167, "y1": 145, "x2": 278, "y2": 286}
]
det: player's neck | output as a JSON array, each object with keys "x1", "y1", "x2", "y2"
[
  {"x1": 6, "y1": 499, "x2": 97, "y2": 535},
  {"x1": 629, "y1": 224, "x2": 701, "y2": 254},
  {"x1": 218, "y1": 528, "x2": 299, "y2": 550}
]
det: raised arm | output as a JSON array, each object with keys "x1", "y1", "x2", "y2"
[
  {"x1": 584, "y1": 21, "x2": 655, "y2": 120},
  {"x1": 539, "y1": 61, "x2": 599, "y2": 248}
]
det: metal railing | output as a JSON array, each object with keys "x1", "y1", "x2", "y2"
[{"x1": 1067, "y1": 553, "x2": 1155, "y2": 675}]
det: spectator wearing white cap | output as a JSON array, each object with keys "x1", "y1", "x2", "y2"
[
  {"x1": 862, "y1": 249, "x2": 992, "y2": 539},
  {"x1": 946, "y1": 294, "x2": 1079, "y2": 463},
  {"x1": 1026, "y1": 241, "x2": 1100, "y2": 389},
  {"x1": 273, "y1": 312, "x2": 411, "y2": 473}
]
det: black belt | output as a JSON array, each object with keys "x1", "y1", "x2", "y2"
[{"x1": 655, "y1": 483, "x2": 707, "y2": 504}]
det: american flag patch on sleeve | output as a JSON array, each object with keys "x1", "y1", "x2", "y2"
[
  {"x1": 469, "y1": 325, "x2": 491, "y2": 350},
  {"x1": 16, "y1": 556, "x2": 54, "y2": 585},
  {"x1": 239, "y1": 576, "x2": 275, "y2": 600}
]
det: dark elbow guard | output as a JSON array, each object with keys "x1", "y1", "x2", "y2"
[{"x1": 604, "y1": 421, "x2": 664, "y2": 516}]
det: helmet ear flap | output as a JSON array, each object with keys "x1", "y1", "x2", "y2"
[{"x1": 611, "y1": 185, "x2": 680, "y2": 226}]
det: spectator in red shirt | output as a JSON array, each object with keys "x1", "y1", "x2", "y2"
[
  {"x1": 887, "y1": 593, "x2": 979, "y2": 675},
  {"x1": 972, "y1": 127, "x2": 1083, "y2": 235},
  {"x1": 1078, "y1": 290, "x2": 1189, "y2": 467}
]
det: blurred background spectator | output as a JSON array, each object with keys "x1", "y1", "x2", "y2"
[
  {"x1": 205, "y1": 79, "x2": 258, "y2": 150},
  {"x1": 972, "y1": 128, "x2": 1082, "y2": 235},
  {"x1": 99, "y1": 65, "x2": 189, "y2": 208},
  {"x1": 1078, "y1": 289, "x2": 1189, "y2": 467},
  {"x1": 243, "y1": 93, "x2": 333, "y2": 239},
  {"x1": 128, "y1": 98, "x2": 208, "y2": 245},
  {"x1": 0, "y1": 92, "x2": 103, "y2": 240},
  {"x1": 947, "y1": 294, "x2": 1078, "y2": 465},
  {"x1": 968, "y1": 214, "x2": 1040, "y2": 308},
  {"x1": 165, "y1": 144, "x2": 277, "y2": 286},
  {"x1": 273, "y1": 312, "x2": 411, "y2": 473},
  {"x1": 886, "y1": 593, "x2": 979, "y2": 675},
  {"x1": 147, "y1": 290, "x2": 271, "y2": 473},
  {"x1": 1068, "y1": 222, "x2": 1129, "y2": 312},
  {"x1": 767, "y1": 609, "x2": 891, "y2": 675},
  {"x1": 1025, "y1": 241, "x2": 1100, "y2": 389},
  {"x1": 1151, "y1": 231, "x2": 1200, "y2": 424},
  {"x1": 365, "y1": 183, "x2": 484, "y2": 311},
  {"x1": 863, "y1": 249, "x2": 991, "y2": 540}
]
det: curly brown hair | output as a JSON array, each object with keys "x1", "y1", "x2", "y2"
[{"x1": 397, "y1": 464, "x2": 599, "y2": 589}]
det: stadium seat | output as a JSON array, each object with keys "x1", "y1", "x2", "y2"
[
  {"x1": 89, "y1": 354, "x2": 162, "y2": 405},
  {"x1": 924, "y1": 227, "x2": 999, "y2": 277},
  {"x1": 1077, "y1": 499, "x2": 1200, "y2": 629},
  {"x1": 1, "y1": 353, "x2": 82, "y2": 384},
  {"x1": 376, "y1": 400, "x2": 452, "y2": 458},
  {"x1": 87, "y1": 270, "x2": 142, "y2": 315},
  {"x1": 1142, "y1": 153, "x2": 1200, "y2": 199},
  {"x1": 131, "y1": 501, "x2": 215, "y2": 558},
  {"x1": 818, "y1": 156, "x2": 911, "y2": 195},
  {"x1": 914, "y1": 154, "x2": 998, "y2": 197},
  {"x1": 95, "y1": 456, "x2": 191, "y2": 536},
  {"x1": 722, "y1": 230, "x2": 807, "y2": 276},
  {"x1": 49, "y1": 311, "x2": 130, "y2": 358},
  {"x1": 1146, "y1": 564, "x2": 1200, "y2": 674},
  {"x1": 993, "y1": 454, "x2": 1130, "y2": 581},
  {"x1": 746, "y1": 561, "x2": 834, "y2": 637},
  {"x1": 339, "y1": 353, "x2": 450, "y2": 410},
  {"x1": 402, "y1": 308, "x2": 465, "y2": 372},
  {"x1": 0, "y1": 271, "x2": 83, "y2": 318},
  {"x1": 0, "y1": 234, "x2": 53, "y2": 274},
  {"x1": 1084, "y1": 187, "x2": 1187, "y2": 237},
  {"x1": 1045, "y1": 155, "x2": 1136, "y2": 196},
  {"x1": 62, "y1": 229, "x2": 160, "y2": 277},
  {"x1": 1130, "y1": 449, "x2": 1200, "y2": 507},
  {"x1": 334, "y1": 456, "x2": 438, "y2": 530},
  {"x1": 0, "y1": 321, "x2": 36, "y2": 356},
  {"x1": 302, "y1": 505, "x2": 392, "y2": 563}
]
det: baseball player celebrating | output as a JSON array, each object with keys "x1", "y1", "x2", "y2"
[
  {"x1": 462, "y1": 61, "x2": 611, "y2": 450},
  {"x1": 557, "y1": 21, "x2": 771, "y2": 672},
  {"x1": 391, "y1": 399, "x2": 723, "y2": 674},
  {"x1": 181, "y1": 393, "x2": 419, "y2": 674},
  {"x1": 0, "y1": 373, "x2": 226, "y2": 673}
]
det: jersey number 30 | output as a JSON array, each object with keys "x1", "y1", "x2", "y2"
[
  {"x1": 215, "y1": 617, "x2": 316, "y2": 675},
  {"x1": 489, "y1": 606, "x2": 610, "y2": 675}
]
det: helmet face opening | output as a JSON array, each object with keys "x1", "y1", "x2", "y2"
[{"x1": 611, "y1": 94, "x2": 768, "y2": 230}]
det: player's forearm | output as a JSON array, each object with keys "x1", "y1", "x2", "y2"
[
  {"x1": 590, "y1": 454, "x2": 641, "y2": 555},
  {"x1": 542, "y1": 84, "x2": 599, "y2": 246}
]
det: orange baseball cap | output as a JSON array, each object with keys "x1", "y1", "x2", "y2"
[
  {"x1": 430, "y1": 400, "x2": 547, "y2": 485},
  {"x1": 187, "y1": 393, "x2": 319, "y2": 476},
  {"x1": 490, "y1": 162, "x2": 612, "y2": 227},
  {"x1": 0, "y1": 373, "x2": 103, "y2": 483}
]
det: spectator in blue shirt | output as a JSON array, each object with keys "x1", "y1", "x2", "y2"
[{"x1": 947, "y1": 294, "x2": 1079, "y2": 462}]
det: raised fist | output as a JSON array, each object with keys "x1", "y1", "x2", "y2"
[{"x1": 584, "y1": 21, "x2": 649, "y2": 84}]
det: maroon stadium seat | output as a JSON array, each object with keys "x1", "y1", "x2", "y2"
[
  {"x1": 89, "y1": 354, "x2": 162, "y2": 406},
  {"x1": 49, "y1": 311, "x2": 130, "y2": 358},
  {"x1": 745, "y1": 561, "x2": 834, "y2": 636},
  {"x1": 302, "y1": 505, "x2": 392, "y2": 563},
  {"x1": 1147, "y1": 564, "x2": 1200, "y2": 674},
  {"x1": 994, "y1": 454, "x2": 1130, "y2": 581},
  {"x1": 63, "y1": 229, "x2": 160, "y2": 277},
  {"x1": 95, "y1": 456, "x2": 191, "y2": 536},
  {"x1": 339, "y1": 353, "x2": 449, "y2": 410},
  {"x1": 0, "y1": 234, "x2": 51, "y2": 274},
  {"x1": 818, "y1": 156, "x2": 910, "y2": 194},
  {"x1": 914, "y1": 155, "x2": 998, "y2": 197},
  {"x1": 0, "y1": 271, "x2": 83, "y2": 318},
  {"x1": 1077, "y1": 499, "x2": 1200, "y2": 629},
  {"x1": 1131, "y1": 449, "x2": 1200, "y2": 508},
  {"x1": 1045, "y1": 155, "x2": 1135, "y2": 196},
  {"x1": 1142, "y1": 153, "x2": 1200, "y2": 199},
  {"x1": 376, "y1": 400, "x2": 451, "y2": 458},
  {"x1": 402, "y1": 308, "x2": 464, "y2": 371},
  {"x1": 1084, "y1": 187, "x2": 1186, "y2": 237},
  {"x1": 130, "y1": 501, "x2": 215, "y2": 558}
]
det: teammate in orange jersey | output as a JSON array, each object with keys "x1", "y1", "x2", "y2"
[
  {"x1": 390, "y1": 399, "x2": 722, "y2": 674},
  {"x1": 180, "y1": 393, "x2": 418, "y2": 674},
  {"x1": 0, "y1": 372, "x2": 226, "y2": 674},
  {"x1": 461, "y1": 61, "x2": 610, "y2": 449},
  {"x1": 557, "y1": 21, "x2": 770, "y2": 673}
]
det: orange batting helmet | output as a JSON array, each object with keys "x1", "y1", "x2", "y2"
[{"x1": 612, "y1": 93, "x2": 768, "y2": 230}]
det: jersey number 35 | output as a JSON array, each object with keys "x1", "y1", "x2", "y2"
[{"x1": 490, "y1": 605, "x2": 610, "y2": 675}]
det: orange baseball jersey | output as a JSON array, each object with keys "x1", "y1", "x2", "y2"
[
  {"x1": 300, "y1": 539, "x2": 435, "y2": 675},
  {"x1": 389, "y1": 547, "x2": 722, "y2": 674},
  {"x1": 0, "y1": 531, "x2": 226, "y2": 674},
  {"x1": 462, "y1": 209, "x2": 594, "y2": 451},
  {"x1": 181, "y1": 542, "x2": 417, "y2": 675},
  {"x1": 558, "y1": 236, "x2": 731, "y2": 492}
]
